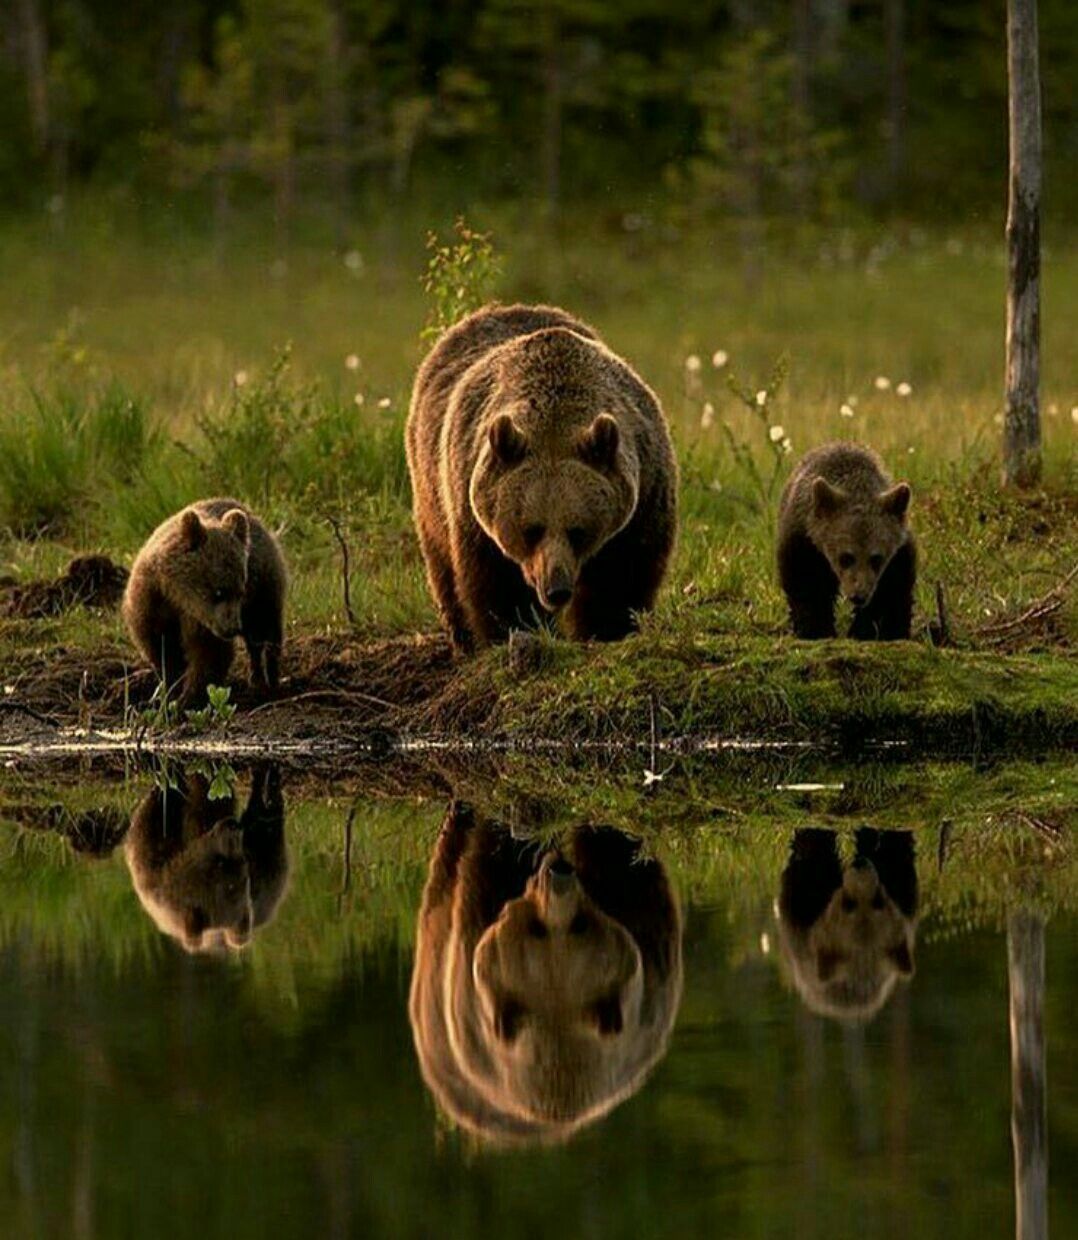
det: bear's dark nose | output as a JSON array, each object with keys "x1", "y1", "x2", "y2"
[
  {"x1": 546, "y1": 586, "x2": 572, "y2": 609},
  {"x1": 850, "y1": 593, "x2": 866, "y2": 608}
]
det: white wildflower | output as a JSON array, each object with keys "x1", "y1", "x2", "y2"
[
  {"x1": 781, "y1": 437, "x2": 793, "y2": 455},
  {"x1": 345, "y1": 354, "x2": 360, "y2": 371},
  {"x1": 234, "y1": 370, "x2": 249, "y2": 387},
  {"x1": 1071, "y1": 406, "x2": 1078, "y2": 425},
  {"x1": 712, "y1": 349, "x2": 729, "y2": 369},
  {"x1": 874, "y1": 375, "x2": 891, "y2": 391},
  {"x1": 768, "y1": 425, "x2": 785, "y2": 443},
  {"x1": 643, "y1": 769, "x2": 664, "y2": 787},
  {"x1": 344, "y1": 249, "x2": 364, "y2": 273},
  {"x1": 353, "y1": 392, "x2": 365, "y2": 407},
  {"x1": 756, "y1": 389, "x2": 768, "y2": 407},
  {"x1": 1047, "y1": 402, "x2": 1058, "y2": 416},
  {"x1": 993, "y1": 412, "x2": 1004, "y2": 426},
  {"x1": 700, "y1": 401, "x2": 715, "y2": 429},
  {"x1": 896, "y1": 381, "x2": 912, "y2": 397},
  {"x1": 685, "y1": 354, "x2": 702, "y2": 373},
  {"x1": 907, "y1": 446, "x2": 915, "y2": 454},
  {"x1": 846, "y1": 394, "x2": 859, "y2": 407},
  {"x1": 760, "y1": 933, "x2": 771, "y2": 955},
  {"x1": 840, "y1": 403, "x2": 855, "y2": 418},
  {"x1": 377, "y1": 397, "x2": 391, "y2": 409}
]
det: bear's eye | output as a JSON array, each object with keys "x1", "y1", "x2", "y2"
[
  {"x1": 569, "y1": 912, "x2": 592, "y2": 936},
  {"x1": 567, "y1": 526, "x2": 589, "y2": 553},
  {"x1": 212, "y1": 587, "x2": 228, "y2": 603},
  {"x1": 527, "y1": 917, "x2": 548, "y2": 939},
  {"x1": 523, "y1": 524, "x2": 545, "y2": 551},
  {"x1": 869, "y1": 553, "x2": 885, "y2": 571},
  {"x1": 495, "y1": 1000, "x2": 525, "y2": 1043},
  {"x1": 871, "y1": 891, "x2": 887, "y2": 910},
  {"x1": 841, "y1": 893, "x2": 857, "y2": 913},
  {"x1": 838, "y1": 552, "x2": 856, "y2": 570}
]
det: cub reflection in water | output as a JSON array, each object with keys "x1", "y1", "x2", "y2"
[
  {"x1": 776, "y1": 827, "x2": 918, "y2": 1023},
  {"x1": 409, "y1": 804, "x2": 683, "y2": 1145},
  {"x1": 125, "y1": 765, "x2": 289, "y2": 954}
]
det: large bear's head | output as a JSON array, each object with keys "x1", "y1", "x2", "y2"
[
  {"x1": 164, "y1": 505, "x2": 250, "y2": 640},
  {"x1": 125, "y1": 766, "x2": 288, "y2": 954},
  {"x1": 410, "y1": 806, "x2": 682, "y2": 1145},
  {"x1": 808, "y1": 477, "x2": 911, "y2": 607},
  {"x1": 776, "y1": 827, "x2": 918, "y2": 1022},
  {"x1": 467, "y1": 330, "x2": 641, "y2": 614}
]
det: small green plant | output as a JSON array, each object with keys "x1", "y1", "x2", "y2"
[
  {"x1": 421, "y1": 216, "x2": 501, "y2": 342},
  {"x1": 185, "y1": 684, "x2": 236, "y2": 731}
]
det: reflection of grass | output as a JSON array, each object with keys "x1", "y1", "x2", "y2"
[{"x1": 0, "y1": 758, "x2": 1072, "y2": 999}]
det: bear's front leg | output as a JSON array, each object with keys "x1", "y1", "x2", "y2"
[
  {"x1": 778, "y1": 534, "x2": 838, "y2": 639},
  {"x1": 850, "y1": 538, "x2": 916, "y2": 641},
  {"x1": 178, "y1": 619, "x2": 235, "y2": 708}
]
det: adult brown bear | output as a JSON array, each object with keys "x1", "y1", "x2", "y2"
[
  {"x1": 406, "y1": 304, "x2": 678, "y2": 650},
  {"x1": 409, "y1": 804, "x2": 683, "y2": 1144}
]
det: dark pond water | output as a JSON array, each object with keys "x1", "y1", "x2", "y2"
[{"x1": 0, "y1": 763, "x2": 1074, "y2": 1239}]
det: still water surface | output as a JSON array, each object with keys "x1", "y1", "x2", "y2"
[{"x1": 0, "y1": 764, "x2": 1073, "y2": 1239}]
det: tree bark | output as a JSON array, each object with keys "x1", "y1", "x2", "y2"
[
  {"x1": 885, "y1": 0, "x2": 906, "y2": 199},
  {"x1": 1008, "y1": 911, "x2": 1047, "y2": 1240},
  {"x1": 1003, "y1": 0, "x2": 1043, "y2": 488}
]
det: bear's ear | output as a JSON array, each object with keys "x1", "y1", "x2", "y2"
[
  {"x1": 577, "y1": 413, "x2": 620, "y2": 470},
  {"x1": 812, "y1": 477, "x2": 847, "y2": 515},
  {"x1": 181, "y1": 509, "x2": 206, "y2": 550},
  {"x1": 889, "y1": 940, "x2": 915, "y2": 977},
  {"x1": 222, "y1": 508, "x2": 250, "y2": 547},
  {"x1": 489, "y1": 414, "x2": 527, "y2": 466},
  {"x1": 879, "y1": 482, "x2": 911, "y2": 520}
]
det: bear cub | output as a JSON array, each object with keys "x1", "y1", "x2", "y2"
[
  {"x1": 123, "y1": 498, "x2": 287, "y2": 706},
  {"x1": 406, "y1": 303, "x2": 678, "y2": 650},
  {"x1": 777, "y1": 442, "x2": 916, "y2": 639}
]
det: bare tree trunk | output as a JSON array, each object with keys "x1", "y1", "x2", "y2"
[
  {"x1": 1004, "y1": 0, "x2": 1043, "y2": 488},
  {"x1": 1008, "y1": 910, "x2": 1047, "y2": 1240},
  {"x1": 324, "y1": 0, "x2": 351, "y2": 246},
  {"x1": 16, "y1": 0, "x2": 49, "y2": 158},
  {"x1": 791, "y1": 0, "x2": 813, "y2": 211},
  {"x1": 540, "y1": 4, "x2": 562, "y2": 220},
  {"x1": 885, "y1": 0, "x2": 906, "y2": 200}
]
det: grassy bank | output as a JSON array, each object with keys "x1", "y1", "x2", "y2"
[{"x1": 0, "y1": 211, "x2": 1074, "y2": 750}]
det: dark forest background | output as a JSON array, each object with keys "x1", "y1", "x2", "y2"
[{"x1": 3, "y1": 0, "x2": 1077, "y2": 231}]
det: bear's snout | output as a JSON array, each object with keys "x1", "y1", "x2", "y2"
[{"x1": 536, "y1": 563, "x2": 575, "y2": 612}]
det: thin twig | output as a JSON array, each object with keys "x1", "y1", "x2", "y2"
[
  {"x1": 244, "y1": 688, "x2": 393, "y2": 717},
  {"x1": 977, "y1": 562, "x2": 1077, "y2": 638},
  {"x1": 0, "y1": 701, "x2": 58, "y2": 726},
  {"x1": 326, "y1": 515, "x2": 357, "y2": 628}
]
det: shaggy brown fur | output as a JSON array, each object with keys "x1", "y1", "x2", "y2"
[
  {"x1": 123, "y1": 498, "x2": 287, "y2": 705},
  {"x1": 777, "y1": 442, "x2": 916, "y2": 639},
  {"x1": 125, "y1": 765, "x2": 288, "y2": 953},
  {"x1": 409, "y1": 803, "x2": 682, "y2": 1144},
  {"x1": 406, "y1": 304, "x2": 678, "y2": 651},
  {"x1": 776, "y1": 828, "x2": 918, "y2": 1023}
]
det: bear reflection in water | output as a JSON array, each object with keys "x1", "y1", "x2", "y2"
[
  {"x1": 776, "y1": 827, "x2": 918, "y2": 1022},
  {"x1": 409, "y1": 804, "x2": 683, "y2": 1145},
  {"x1": 124, "y1": 765, "x2": 289, "y2": 954}
]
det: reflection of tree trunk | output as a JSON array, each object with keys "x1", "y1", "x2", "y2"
[
  {"x1": 540, "y1": 4, "x2": 562, "y2": 220},
  {"x1": 1008, "y1": 911, "x2": 1047, "y2": 1240},
  {"x1": 1003, "y1": 0, "x2": 1042, "y2": 488},
  {"x1": 885, "y1": 0, "x2": 906, "y2": 200}
]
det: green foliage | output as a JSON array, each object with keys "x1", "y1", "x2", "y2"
[
  {"x1": 185, "y1": 685, "x2": 238, "y2": 731},
  {"x1": 421, "y1": 217, "x2": 502, "y2": 341}
]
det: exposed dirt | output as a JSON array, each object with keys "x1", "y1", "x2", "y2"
[{"x1": 0, "y1": 555, "x2": 128, "y2": 619}]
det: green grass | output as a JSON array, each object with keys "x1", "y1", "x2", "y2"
[{"x1": 0, "y1": 205, "x2": 1074, "y2": 741}]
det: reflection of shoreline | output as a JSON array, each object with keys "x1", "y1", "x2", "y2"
[
  {"x1": 409, "y1": 802, "x2": 683, "y2": 1145},
  {"x1": 125, "y1": 765, "x2": 289, "y2": 953},
  {"x1": 1009, "y1": 911, "x2": 1048, "y2": 1240}
]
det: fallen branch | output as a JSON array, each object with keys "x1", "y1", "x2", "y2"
[
  {"x1": 976, "y1": 561, "x2": 1077, "y2": 642},
  {"x1": 244, "y1": 688, "x2": 393, "y2": 717},
  {"x1": 0, "y1": 701, "x2": 58, "y2": 727}
]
